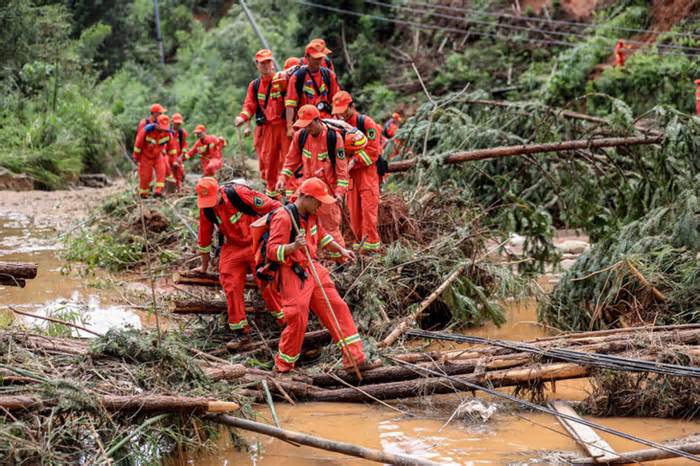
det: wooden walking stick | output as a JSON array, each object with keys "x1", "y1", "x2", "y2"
[{"x1": 287, "y1": 209, "x2": 363, "y2": 381}]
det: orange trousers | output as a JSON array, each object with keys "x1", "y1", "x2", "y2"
[
  {"x1": 318, "y1": 202, "x2": 345, "y2": 256},
  {"x1": 202, "y1": 158, "x2": 223, "y2": 177},
  {"x1": 273, "y1": 262, "x2": 365, "y2": 372},
  {"x1": 348, "y1": 180, "x2": 381, "y2": 252},
  {"x1": 138, "y1": 155, "x2": 166, "y2": 197},
  {"x1": 166, "y1": 155, "x2": 184, "y2": 190},
  {"x1": 254, "y1": 122, "x2": 289, "y2": 198}
]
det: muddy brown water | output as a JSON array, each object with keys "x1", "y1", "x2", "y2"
[{"x1": 1, "y1": 207, "x2": 698, "y2": 465}]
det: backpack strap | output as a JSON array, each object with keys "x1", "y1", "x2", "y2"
[
  {"x1": 177, "y1": 128, "x2": 184, "y2": 149},
  {"x1": 326, "y1": 126, "x2": 337, "y2": 171},
  {"x1": 223, "y1": 184, "x2": 259, "y2": 217},
  {"x1": 298, "y1": 128, "x2": 309, "y2": 154},
  {"x1": 356, "y1": 114, "x2": 366, "y2": 134},
  {"x1": 294, "y1": 66, "x2": 308, "y2": 102},
  {"x1": 202, "y1": 207, "x2": 219, "y2": 226}
]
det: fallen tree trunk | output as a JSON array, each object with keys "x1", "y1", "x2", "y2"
[
  {"x1": 0, "y1": 276, "x2": 26, "y2": 287},
  {"x1": 1, "y1": 394, "x2": 239, "y2": 413},
  {"x1": 572, "y1": 440, "x2": 700, "y2": 464},
  {"x1": 226, "y1": 329, "x2": 331, "y2": 354},
  {"x1": 387, "y1": 135, "x2": 663, "y2": 173},
  {"x1": 173, "y1": 270, "x2": 255, "y2": 288},
  {"x1": 0, "y1": 261, "x2": 38, "y2": 279},
  {"x1": 206, "y1": 414, "x2": 439, "y2": 466}
]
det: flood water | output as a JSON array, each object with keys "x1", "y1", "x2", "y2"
[{"x1": 2, "y1": 207, "x2": 698, "y2": 465}]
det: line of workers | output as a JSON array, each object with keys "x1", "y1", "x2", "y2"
[{"x1": 132, "y1": 39, "x2": 404, "y2": 373}]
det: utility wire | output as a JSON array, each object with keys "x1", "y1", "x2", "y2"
[
  {"x1": 405, "y1": 0, "x2": 700, "y2": 40},
  {"x1": 387, "y1": 356, "x2": 700, "y2": 463},
  {"x1": 363, "y1": 0, "x2": 700, "y2": 54}
]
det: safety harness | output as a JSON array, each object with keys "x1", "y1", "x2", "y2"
[
  {"x1": 294, "y1": 65, "x2": 332, "y2": 112},
  {"x1": 252, "y1": 77, "x2": 273, "y2": 125},
  {"x1": 297, "y1": 123, "x2": 339, "y2": 170}
]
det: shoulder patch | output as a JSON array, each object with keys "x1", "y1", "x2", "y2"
[
  {"x1": 367, "y1": 128, "x2": 377, "y2": 140},
  {"x1": 337, "y1": 148, "x2": 345, "y2": 160},
  {"x1": 254, "y1": 196, "x2": 264, "y2": 207}
]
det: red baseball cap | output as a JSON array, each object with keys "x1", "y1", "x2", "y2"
[
  {"x1": 299, "y1": 177, "x2": 335, "y2": 204},
  {"x1": 310, "y1": 38, "x2": 332, "y2": 55},
  {"x1": 194, "y1": 124, "x2": 206, "y2": 133},
  {"x1": 284, "y1": 56, "x2": 301, "y2": 69},
  {"x1": 332, "y1": 91, "x2": 353, "y2": 115},
  {"x1": 255, "y1": 49, "x2": 274, "y2": 63},
  {"x1": 305, "y1": 41, "x2": 327, "y2": 59},
  {"x1": 150, "y1": 103, "x2": 166, "y2": 113},
  {"x1": 172, "y1": 112, "x2": 184, "y2": 124},
  {"x1": 195, "y1": 177, "x2": 219, "y2": 208},
  {"x1": 293, "y1": 105, "x2": 320, "y2": 129},
  {"x1": 157, "y1": 114, "x2": 170, "y2": 130}
]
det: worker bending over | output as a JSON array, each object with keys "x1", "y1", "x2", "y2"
[{"x1": 186, "y1": 125, "x2": 225, "y2": 177}]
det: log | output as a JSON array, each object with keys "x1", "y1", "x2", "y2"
[
  {"x1": 0, "y1": 261, "x2": 38, "y2": 279},
  {"x1": 203, "y1": 364, "x2": 248, "y2": 381},
  {"x1": 0, "y1": 395, "x2": 42, "y2": 410},
  {"x1": 206, "y1": 414, "x2": 440, "y2": 466},
  {"x1": 173, "y1": 270, "x2": 256, "y2": 289},
  {"x1": 0, "y1": 276, "x2": 26, "y2": 287},
  {"x1": 572, "y1": 440, "x2": 700, "y2": 464},
  {"x1": 226, "y1": 329, "x2": 331, "y2": 354},
  {"x1": 387, "y1": 136, "x2": 663, "y2": 173}
]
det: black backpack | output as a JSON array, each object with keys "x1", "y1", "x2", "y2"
[
  {"x1": 294, "y1": 66, "x2": 332, "y2": 103},
  {"x1": 297, "y1": 123, "x2": 340, "y2": 170},
  {"x1": 355, "y1": 114, "x2": 388, "y2": 179},
  {"x1": 252, "y1": 77, "x2": 273, "y2": 124},
  {"x1": 202, "y1": 183, "x2": 259, "y2": 255},
  {"x1": 177, "y1": 128, "x2": 185, "y2": 149},
  {"x1": 255, "y1": 204, "x2": 307, "y2": 283}
]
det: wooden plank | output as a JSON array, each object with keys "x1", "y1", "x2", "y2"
[{"x1": 550, "y1": 401, "x2": 619, "y2": 462}]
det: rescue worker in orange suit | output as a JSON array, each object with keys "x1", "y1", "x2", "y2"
[
  {"x1": 235, "y1": 49, "x2": 290, "y2": 199},
  {"x1": 275, "y1": 105, "x2": 349, "y2": 255},
  {"x1": 301, "y1": 38, "x2": 335, "y2": 73},
  {"x1": 276, "y1": 57, "x2": 303, "y2": 197},
  {"x1": 185, "y1": 125, "x2": 224, "y2": 177},
  {"x1": 196, "y1": 177, "x2": 281, "y2": 334},
  {"x1": 285, "y1": 41, "x2": 341, "y2": 138},
  {"x1": 695, "y1": 79, "x2": 700, "y2": 116},
  {"x1": 614, "y1": 39, "x2": 627, "y2": 67},
  {"x1": 332, "y1": 91, "x2": 381, "y2": 254},
  {"x1": 266, "y1": 177, "x2": 365, "y2": 372},
  {"x1": 382, "y1": 112, "x2": 404, "y2": 159},
  {"x1": 136, "y1": 103, "x2": 166, "y2": 137},
  {"x1": 132, "y1": 114, "x2": 177, "y2": 198},
  {"x1": 167, "y1": 112, "x2": 188, "y2": 191}
]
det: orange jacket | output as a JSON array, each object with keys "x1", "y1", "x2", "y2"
[
  {"x1": 198, "y1": 184, "x2": 281, "y2": 253},
  {"x1": 132, "y1": 127, "x2": 177, "y2": 161},
  {"x1": 345, "y1": 113, "x2": 381, "y2": 170},
  {"x1": 278, "y1": 126, "x2": 349, "y2": 197},
  {"x1": 173, "y1": 128, "x2": 189, "y2": 158},
  {"x1": 266, "y1": 207, "x2": 334, "y2": 267},
  {"x1": 239, "y1": 75, "x2": 286, "y2": 125},
  {"x1": 285, "y1": 68, "x2": 340, "y2": 115},
  {"x1": 186, "y1": 135, "x2": 223, "y2": 163}
]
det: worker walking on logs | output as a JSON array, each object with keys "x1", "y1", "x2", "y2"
[
  {"x1": 301, "y1": 38, "x2": 335, "y2": 73},
  {"x1": 285, "y1": 41, "x2": 341, "y2": 137},
  {"x1": 234, "y1": 49, "x2": 290, "y2": 199},
  {"x1": 276, "y1": 105, "x2": 349, "y2": 256},
  {"x1": 264, "y1": 177, "x2": 365, "y2": 372},
  {"x1": 132, "y1": 114, "x2": 177, "y2": 198},
  {"x1": 332, "y1": 91, "x2": 383, "y2": 254},
  {"x1": 167, "y1": 112, "x2": 188, "y2": 192},
  {"x1": 186, "y1": 125, "x2": 225, "y2": 177},
  {"x1": 196, "y1": 177, "x2": 281, "y2": 335}
]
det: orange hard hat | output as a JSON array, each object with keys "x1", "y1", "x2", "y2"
[
  {"x1": 194, "y1": 124, "x2": 206, "y2": 133},
  {"x1": 310, "y1": 38, "x2": 332, "y2": 55},
  {"x1": 392, "y1": 112, "x2": 401, "y2": 122},
  {"x1": 305, "y1": 41, "x2": 327, "y2": 59},
  {"x1": 299, "y1": 177, "x2": 335, "y2": 204},
  {"x1": 344, "y1": 128, "x2": 368, "y2": 153},
  {"x1": 331, "y1": 91, "x2": 353, "y2": 115},
  {"x1": 293, "y1": 105, "x2": 320, "y2": 129},
  {"x1": 284, "y1": 56, "x2": 301, "y2": 69},
  {"x1": 156, "y1": 114, "x2": 170, "y2": 130},
  {"x1": 195, "y1": 177, "x2": 219, "y2": 209},
  {"x1": 255, "y1": 49, "x2": 274, "y2": 63},
  {"x1": 150, "y1": 103, "x2": 167, "y2": 113},
  {"x1": 172, "y1": 112, "x2": 184, "y2": 124}
]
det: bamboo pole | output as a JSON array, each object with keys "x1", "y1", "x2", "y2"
[
  {"x1": 0, "y1": 261, "x2": 38, "y2": 279},
  {"x1": 572, "y1": 441, "x2": 700, "y2": 464},
  {"x1": 387, "y1": 135, "x2": 663, "y2": 173},
  {"x1": 205, "y1": 414, "x2": 440, "y2": 466},
  {"x1": 381, "y1": 263, "x2": 466, "y2": 348}
]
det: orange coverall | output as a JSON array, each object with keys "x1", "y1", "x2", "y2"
[
  {"x1": 198, "y1": 184, "x2": 281, "y2": 330},
  {"x1": 285, "y1": 67, "x2": 340, "y2": 119},
  {"x1": 186, "y1": 135, "x2": 224, "y2": 176},
  {"x1": 167, "y1": 128, "x2": 188, "y2": 190},
  {"x1": 695, "y1": 80, "x2": 700, "y2": 116},
  {"x1": 614, "y1": 40, "x2": 626, "y2": 67},
  {"x1": 132, "y1": 127, "x2": 177, "y2": 197},
  {"x1": 278, "y1": 126, "x2": 349, "y2": 251},
  {"x1": 266, "y1": 207, "x2": 365, "y2": 371},
  {"x1": 238, "y1": 74, "x2": 290, "y2": 198},
  {"x1": 346, "y1": 113, "x2": 381, "y2": 253}
]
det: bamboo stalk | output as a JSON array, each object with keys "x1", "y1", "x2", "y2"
[
  {"x1": 387, "y1": 136, "x2": 663, "y2": 173},
  {"x1": 205, "y1": 414, "x2": 440, "y2": 466}
]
